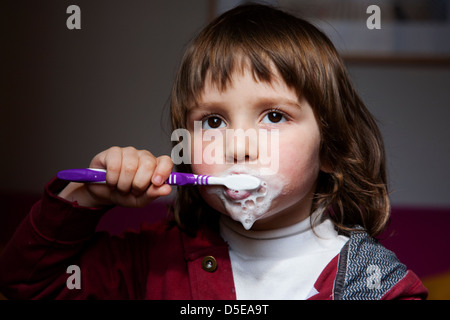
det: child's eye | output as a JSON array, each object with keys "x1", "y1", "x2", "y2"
[
  {"x1": 202, "y1": 116, "x2": 226, "y2": 129},
  {"x1": 262, "y1": 111, "x2": 287, "y2": 124}
]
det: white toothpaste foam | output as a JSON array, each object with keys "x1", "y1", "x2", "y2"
[{"x1": 206, "y1": 165, "x2": 284, "y2": 230}]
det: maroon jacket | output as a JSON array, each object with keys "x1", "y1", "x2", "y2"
[{"x1": 0, "y1": 179, "x2": 428, "y2": 300}]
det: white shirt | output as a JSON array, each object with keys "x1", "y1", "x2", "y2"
[{"x1": 219, "y1": 211, "x2": 349, "y2": 300}]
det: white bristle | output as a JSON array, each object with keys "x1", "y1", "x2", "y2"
[{"x1": 208, "y1": 174, "x2": 261, "y2": 190}]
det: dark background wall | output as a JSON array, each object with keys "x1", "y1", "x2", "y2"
[{"x1": 1, "y1": 0, "x2": 208, "y2": 192}]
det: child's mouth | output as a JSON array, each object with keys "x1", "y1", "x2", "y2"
[
  {"x1": 214, "y1": 168, "x2": 283, "y2": 230},
  {"x1": 224, "y1": 188, "x2": 252, "y2": 201}
]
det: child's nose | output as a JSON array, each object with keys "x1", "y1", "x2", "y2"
[{"x1": 225, "y1": 129, "x2": 259, "y2": 164}]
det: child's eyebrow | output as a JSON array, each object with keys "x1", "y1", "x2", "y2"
[
  {"x1": 190, "y1": 97, "x2": 302, "y2": 111},
  {"x1": 255, "y1": 97, "x2": 302, "y2": 109},
  {"x1": 185, "y1": 103, "x2": 221, "y2": 121},
  {"x1": 187, "y1": 102, "x2": 224, "y2": 114}
]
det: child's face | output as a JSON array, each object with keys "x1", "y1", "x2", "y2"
[{"x1": 186, "y1": 68, "x2": 324, "y2": 230}]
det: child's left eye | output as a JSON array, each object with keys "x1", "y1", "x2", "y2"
[
  {"x1": 261, "y1": 111, "x2": 287, "y2": 124},
  {"x1": 202, "y1": 116, "x2": 226, "y2": 129}
]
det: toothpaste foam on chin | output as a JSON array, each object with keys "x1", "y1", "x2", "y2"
[{"x1": 214, "y1": 166, "x2": 284, "y2": 230}]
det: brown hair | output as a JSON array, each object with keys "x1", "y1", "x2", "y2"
[{"x1": 170, "y1": 4, "x2": 390, "y2": 237}]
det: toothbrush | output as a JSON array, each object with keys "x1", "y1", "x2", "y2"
[{"x1": 57, "y1": 168, "x2": 261, "y2": 190}]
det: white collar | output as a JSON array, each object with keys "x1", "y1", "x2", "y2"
[{"x1": 219, "y1": 207, "x2": 339, "y2": 259}]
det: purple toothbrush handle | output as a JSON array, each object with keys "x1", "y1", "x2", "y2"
[
  {"x1": 57, "y1": 168, "x2": 106, "y2": 182},
  {"x1": 57, "y1": 169, "x2": 210, "y2": 186},
  {"x1": 166, "y1": 172, "x2": 210, "y2": 186}
]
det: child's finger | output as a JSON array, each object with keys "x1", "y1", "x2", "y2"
[
  {"x1": 90, "y1": 146, "x2": 122, "y2": 186},
  {"x1": 132, "y1": 151, "x2": 157, "y2": 195},
  {"x1": 145, "y1": 183, "x2": 173, "y2": 200},
  {"x1": 113, "y1": 182, "x2": 172, "y2": 207},
  {"x1": 151, "y1": 155, "x2": 174, "y2": 186},
  {"x1": 116, "y1": 147, "x2": 139, "y2": 193}
]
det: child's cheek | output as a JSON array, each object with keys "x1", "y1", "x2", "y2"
[
  {"x1": 276, "y1": 135, "x2": 321, "y2": 191},
  {"x1": 189, "y1": 138, "x2": 226, "y2": 176},
  {"x1": 276, "y1": 138, "x2": 300, "y2": 174}
]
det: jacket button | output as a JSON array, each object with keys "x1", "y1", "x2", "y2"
[{"x1": 201, "y1": 256, "x2": 217, "y2": 272}]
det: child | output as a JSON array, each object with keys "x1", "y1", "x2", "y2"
[{"x1": 0, "y1": 4, "x2": 427, "y2": 300}]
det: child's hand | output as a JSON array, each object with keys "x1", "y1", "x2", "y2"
[{"x1": 58, "y1": 147, "x2": 173, "y2": 208}]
